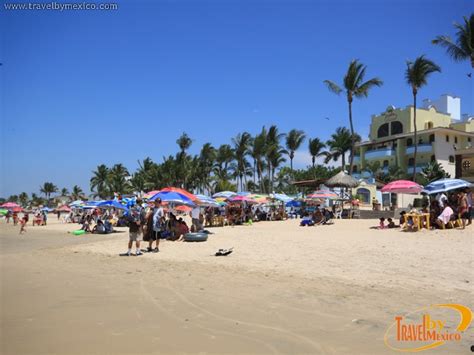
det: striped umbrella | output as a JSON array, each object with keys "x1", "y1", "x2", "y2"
[
  {"x1": 307, "y1": 190, "x2": 338, "y2": 199},
  {"x1": 422, "y1": 178, "x2": 472, "y2": 195}
]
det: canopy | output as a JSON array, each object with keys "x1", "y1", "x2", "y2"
[
  {"x1": 422, "y1": 178, "x2": 472, "y2": 195},
  {"x1": 381, "y1": 180, "x2": 423, "y2": 194},
  {"x1": 56, "y1": 205, "x2": 72, "y2": 212},
  {"x1": 97, "y1": 200, "x2": 128, "y2": 210},
  {"x1": 307, "y1": 190, "x2": 338, "y2": 199},
  {"x1": 212, "y1": 191, "x2": 237, "y2": 198},
  {"x1": 149, "y1": 191, "x2": 196, "y2": 206},
  {"x1": 325, "y1": 171, "x2": 359, "y2": 188},
  {"x1": 1, "y1": 202, "x2": 20, "y2": 208}
]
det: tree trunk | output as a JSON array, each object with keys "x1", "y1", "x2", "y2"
[
  {"x1": 412, "y1": 93, "x2": 418, "y2": 181},
  {"x1": 348, "y1": 99, "x2": 355, "y2": 175},
  {"x1": 312, "y1": 157, "x2": 315, "y2": 169},
  {"x1": 341, "y1": 153, "x2": 346, "y2": 171}
]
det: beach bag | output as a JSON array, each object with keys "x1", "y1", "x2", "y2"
[{"x1": 72, "y1": 229, "x2": 86, "y2": 236}]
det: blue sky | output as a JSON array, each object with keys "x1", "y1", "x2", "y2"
[{"x1": 1, "y1": 0, "x2": 472, "y2": 197}]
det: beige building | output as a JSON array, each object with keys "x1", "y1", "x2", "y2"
[{"x1": 354, "y1": 95, "x2": 474, "y2": 179}]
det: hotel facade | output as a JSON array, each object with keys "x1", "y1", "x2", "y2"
[{"x1": 353, "y1": 95, "x2": 474, "y2": 180}]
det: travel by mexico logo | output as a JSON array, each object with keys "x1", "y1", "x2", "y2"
[{"x1": 384, "y1": 304, "x2": 472, "y2": 352}]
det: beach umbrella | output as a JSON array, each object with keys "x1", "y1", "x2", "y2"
[
  {"x1": 159, "y1": 187, "x2": 198, "y2": 201},
  {"x1": 229, "y1": 195, "x2": 258, "y2": 203},
  {"x1": 422, "y1": 178, "x2": 472, "y2": 195},
  {"x1": 236, "y1": 191, "x2": 251, "y2": 196},
  {"x1": 143, "y1": 190, "x2": 161, "y2": 200},
  {"x1": 195, "y1": 194, "x2": 220, "y2": 207},
  {"x1": 271, "y1": 193, "x2": 293, "y2": 202},
  {"x1": 248, "y1": 194, "x2": 270, "y2": 203},
  {"x1": 41, "y1": 207, "x2": 54, "y2": 212},
  {"x1": 149, "y1": 191, "x2": 196, "y2": 206},
  {"x1": 97, "y1": 200, "x2": 128, "y2": 210},
  {"x1": 381, "y1": 180, "x2": 423, "y2": 194},
  {"x1": 175, "y1": 205, "x2": 192, "y2": 212},
  {"x1": 212, "y1": 191, "x2": 237, "y2": 198},
  {"x1": 1, "y1": 202, "x2": 20, "y2": 209},
  {"x1": 56, "y1": 205, "x2": 72, "y2": 212},
  {"x1": 12, "y1": 206, "x2": 23, "y2": 212},
  {"x1": 325, "y1": 171, "x2": 359, "y2": 188},
  {"x1": 0, "y1": 209, "x2": 8, "y2": 216},
  {"x1": 307, "y1": 190, "x2": 338, "y2": 199},
  {"x1": 69, "y1": 200, "x2": 84, "y2": 207},
  {"x1": 285, "y1": 200, "x2": 301, "y2": 208}
]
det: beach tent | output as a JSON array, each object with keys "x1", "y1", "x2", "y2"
[{"x1": 422, "y1": 178, "x2": 472, "y2": 195}]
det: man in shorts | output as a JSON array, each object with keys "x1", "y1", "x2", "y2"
[
  {"x1": 122, "y1": 199, "x2": 145, "y2": 256},
  {"x1": 148, "y1": 198, "x2": 164, "y2": 253}
]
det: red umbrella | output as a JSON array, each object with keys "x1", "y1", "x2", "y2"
[
  {"x1": 381, "y1": 180, "x2": 423, "y2": 194},
  {"x1": 56, "y1": 205, "x2": 72, "y2": 212},
  {"x1": 229, "y1": 195, "x2": 258, "y2": 203},
  {"x1": 12, "y1": 206, "x2": 23, "y2": 212},
  {"x1": 175, "y1": 205, "x2": 192, "y2": 212}
]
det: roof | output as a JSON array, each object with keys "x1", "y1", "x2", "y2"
[
  {"x1": 356, "y1": 127, "x2": 474, "y2": 147},
  {"x1": 291, "y1": 179, "x2": 326, "y2": 188}
]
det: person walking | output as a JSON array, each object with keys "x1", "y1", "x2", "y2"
[
  {"x1": 148, "y1": 198, "x2": 164, "y2": 253},
  {"x1": 190, "y1": 206, "x2": 201, "y2": 232},
  {"x1": 121, "y1": 199, "x2": 145, "y2": 256}
]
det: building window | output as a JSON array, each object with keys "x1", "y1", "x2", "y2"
[
  {"x1": 377, "y1": 123, "x2": 389, "y2": 138},
  {"x1": 383, "y1": 160, "x2": 389, "y2": 168},
  {"x1": 449, "y1": 155, "x2": 455, "y2": 163},
  {"x1": 446, "y1": 135, "x2": 449, "y2": 142},
  {"x1": 407, "y1": 138, "x2": 413, "y2": 147},
  {"x1": 454, "y1": 136, "x2": 458, "y2": 144},
  {"x1": 468, "y1": 137, "x2": 472, "y2": 142},
  {"x1": 352, "y1": 165, "x2": 358, "y2": 173},
  {"x1": 429, "y1": 134, "x2": 435, "y2": 143},
  {"x1": 419, "y1": 138, "x2": 423, "y2": 144},
  {"x1": 408, "y1": 158, "x2": 415, "y2": 167},
  {"x1": 390, "y1": 121, "x2": 403, "y2": 135},
  {"x1": 430, "y1": 155, "x2": 436, "y2": 162},
  {"x1": 426, "y1": 121, "x2": 434, "y2": 129}
]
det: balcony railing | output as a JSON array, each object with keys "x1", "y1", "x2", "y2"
[
  {"x1": 407, "y1": 165, "x2": 425, "y2": 174},
  {"x1": 365, "y1": 148, "x2": 395, "y2": 160},
  {"x1": 353, "y1": 155, "x2": 360, "y2": 163},
  {"x1": 406, "y1": 144, "x2": 432, "y2": 154}
]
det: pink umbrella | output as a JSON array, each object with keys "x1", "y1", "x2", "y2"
[
  {"x1": 1, "y1": 202, "x2": 20, "y2": 208},
  {"x1": 381, "y1": 180, "x2": 423, "y2": 194},
  {"x1": 56, "y1": 205, "x2": 72, "y2": 212},
  {"x1": 307, "y1": 190, "x2": 338, "y2": 199},
  {"x1": 229, "y1": 196, "x2": 258, "y2": 203}
]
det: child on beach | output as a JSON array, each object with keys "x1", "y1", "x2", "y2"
[
  {"x1": 378, "y1": 217, "x2": 386, "y2": 229},
  {"x1": 19, "y1": 213, "x2": 28, "y2": 234},
  {"x1": 387, "y1": 218, "x2": 396, "y2": 228}
]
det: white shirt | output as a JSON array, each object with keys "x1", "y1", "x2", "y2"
[
  {"x1": 436, "y1": 193, "x2": 447, "y2": 208},
  {"x1": 191, "y1": 207, "x2": 200, "y2": 219}
]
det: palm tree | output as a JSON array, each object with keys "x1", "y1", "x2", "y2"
[
  {"x1": 324, "y1": 60, "x2": 383, "y2": 174},
  {"x1": 250, "y1": 128, "x2": 267, "y2": 193},
  {"x1": 40, "y1": 182, "x2": 58, "y2": 205},
  {"x1": 267, "y1": 144, "x2": 286, "y2": 193},
  {"x1": 324, "y1": 127, "x2": 353, "y2": 170},
  {"x1": 90, "y1": 164, "x2": 110, "y2": 199},
  {"x1": 285, "y1": 129, "x2": 306, "y2": 171},
  {"x1": 107, "y1": 164, "x2": 130, "y2": 195},
  {"x1": 265, "y1": 125, "x2": 285, "y2": 192},
  {"x1": 198, "y1": 143, "x2": 216, "y2": 193},
  {"x1": 60, "y1": 188, "x2": 69, "y2": 197},
  {"x1": 176, "y1": 133, "x2": 193, "y2": 188},
  {"x1": 71, "y1": 185, "x2": 84, "y2": 200},
  {"x1": 18, "y1": 192, "x2": 29, "y2": 207},
  {"x1": 213, "y1": 144, "x2": 235, "y2": 192},
  {"x1": 421, "y1": 161, "x2": 450, "y2": 183},
  {"x1": 308, "y1": 138, "x2": 326, "y2": 169},
  {"x1": 405, "y1": 56, "x2": 441, "y2": 180},
  {"x1": 364, "y1": 161, "x2": 382, "y2": 178},
  {"x1": 232, "y1": 132, "x2": 252, "y2": 191},
  {"x1": 432, "y1": 14, "x2": 474, "y2": 68}
]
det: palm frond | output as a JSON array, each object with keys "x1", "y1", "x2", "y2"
[
  {"x1": 323, "y1": 80, "x2": 342, "y2": 95},
  {"x1": 354, "y1": 77, "x2": 384, "y2": 98}
]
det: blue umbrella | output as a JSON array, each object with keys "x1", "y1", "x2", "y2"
[
  {"x1": 286, "y1": 200, "x2": 301, "y2": 207},
  {"x1": 272, "y1": 193, "x2": 293, "y2": 202},
  {"x1": 149, "y1": 191, "x2": 195, "y2": 206},
  {"x1": 195, "y1": 194, "x2": 219, "y2": 207},
  {"x1": 97, "y1": 200, "x2": 128, "y2": 210},
  {"x1": 422, "y1": 178, "x2": 472, "y2": 195}
]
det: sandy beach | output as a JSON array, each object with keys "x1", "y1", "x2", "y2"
[{"x1": 1, "y1": 218, "x2": 473, "y2": 354}]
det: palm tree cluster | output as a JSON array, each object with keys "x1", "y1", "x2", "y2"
[{"x1": 88, "y1": 126, "x2": 358, "y2": 196}]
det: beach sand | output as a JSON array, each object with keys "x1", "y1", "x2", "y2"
[{"x1": 1, "y1": 218, "x2": 472, "y2": 354}]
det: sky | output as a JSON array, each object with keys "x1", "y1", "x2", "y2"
[{"x1": 1, "y1": 0, "x2": 472, "y2": 197}]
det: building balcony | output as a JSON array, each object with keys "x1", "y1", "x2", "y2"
[
  {"x1": 353, "y1": 155, "x2": 360, "y2": 163},
  {"x1": 364, "y1": 148, "x2": 396, "y2": 160},
  {"x1": 406, "y1": 144, "x2": 432, "y2": 155}
]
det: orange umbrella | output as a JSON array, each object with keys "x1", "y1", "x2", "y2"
[{"x1": 175, "y1": 205, "x2": 192, "y2": 212}]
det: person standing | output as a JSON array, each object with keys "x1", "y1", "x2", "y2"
[
  {"x1": 466, "y1": 189, "x2": 472, "y2": 226},
  {"x1": 149, "y1": 198, "x2": 164, "y2": 253},
  {"x1": 19, "y1": 213, "x2": 29, "y2": 234},
  {"x1": 458, "y1": 191, "x2": 469, "y2": 229},
  {"x1": 190, "y1": 206, "x2": 201, "y2": 232},
  {"x1": 122, "y1": 199, "x2": 145, "y2": 256}
]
